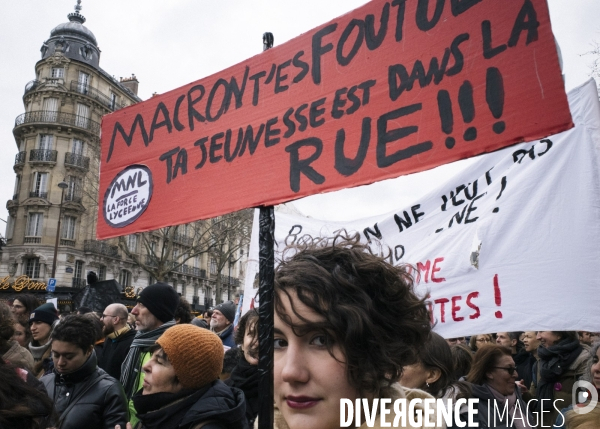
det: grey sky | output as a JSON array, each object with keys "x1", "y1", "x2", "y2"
[{"x1": 1, "y1": 0, "x2": 598, "y2": 228}]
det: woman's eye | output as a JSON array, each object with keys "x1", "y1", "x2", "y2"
[
  {"x1": 274, "y1": 338, "x2": 288, "y2": 349},
  {"x1": 311, "y1": 335, "x2": 328, "y2": 347}
]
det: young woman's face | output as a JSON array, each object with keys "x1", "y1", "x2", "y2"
[
  {"x1": 142, "y1": 348, "x2": 182, "y2": 395},
  {"x1": 241, "y1": 320, "x2": 259, "y2": 366},
  {"x1": 12, "y1": 322, "x2": 29, "y2": 347},
  {"x1": 591, "y1": 348, "x2": 600, "y2": 390},
  {"x1": 274, "y1": 292, "x2": 360, "y2": 429},
  {"x1": 11, "y1": 299, "x2": 27, "y2": 316},
  {"x1": 486, "y1": 355, "x2": 518, "y2": 396},
  {"x1": 536, "y1": 331, "x2": 562, "y2": 348}
]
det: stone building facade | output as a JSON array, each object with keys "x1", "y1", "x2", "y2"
[{"x1": 1, "y1": 3, "x2": 247, "y2": 312}]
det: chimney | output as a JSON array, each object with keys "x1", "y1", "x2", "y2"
[{"x1": 120, "y1": 74, "x2": 139, "y2": 95}]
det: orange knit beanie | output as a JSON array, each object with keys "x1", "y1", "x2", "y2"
[{"x1": 156, "y1": 324, "x2": 224, "y2": 389}]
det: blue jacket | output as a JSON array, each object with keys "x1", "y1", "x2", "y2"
[{"x1": 216, "y1": 324, "x2": 236, "y2": 348}]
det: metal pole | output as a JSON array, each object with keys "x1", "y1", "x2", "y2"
[
  {"x1": 51, "y1": 186, "x2": 66, "y2": 278},
  {"x1": 257, "y1": 31, "x2": 275, "y2": 429}
]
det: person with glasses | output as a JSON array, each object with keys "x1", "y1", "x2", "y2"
[
  {"x1": 452, "y1": 344, "x2": 533, "y2": 428},
  {"x1": 468, "y1": 333, "x2": 494, "y2": 352},
  {"x1": 97, "y1": 303, "x2": 135, "y2": 380},
  {"x1": 445, "y1": 336, "x2": 467, "y2": 346}
]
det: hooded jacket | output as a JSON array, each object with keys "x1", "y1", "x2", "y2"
[
  {"x1": 133, "y1": 379, "x2": 248, "y2": 429},
  {"x1": 41, "y1": 350, "x2": 128, "y2": 429}
]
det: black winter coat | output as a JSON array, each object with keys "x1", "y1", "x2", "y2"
[
  {"x1": 134, "y1": 379, "x2": 249, "y2": 429},
  {"x1": 41, "y1": 351, "x2": 128, "y2": 429},
  {"x1": 98, "y1": 328, "x2": 136, "y2": 380}
]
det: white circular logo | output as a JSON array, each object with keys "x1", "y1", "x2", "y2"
[{"x1": 103, "y1": 165, "x2": 153, "y2": 228}]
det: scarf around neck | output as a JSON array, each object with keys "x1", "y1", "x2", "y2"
[
  {"x1": 120, "y1": 320, "x2": 176, "y2": 398},
  {"x1": 536, "y1": 337, "x2": 582, "y2": 413},
  {"x1": 133, "y1": 388, "x2": 205, "y2": 429},
  {"x1": 29, "y1": 338, "x2": 51, "y2": 361}
]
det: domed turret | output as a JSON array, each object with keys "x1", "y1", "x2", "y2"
[{"x1": 41, "y1": 0, "x2": 101, "y2": 68}]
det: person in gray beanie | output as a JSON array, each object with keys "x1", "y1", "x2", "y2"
[
  {"x1": 29, "y1": 302, "x2": 59, "y2": 378},
  {"x1": 120, "y1": 282, "x2": 179, "y2": 427},
  {"x1": 211, "y1": 300, "x2": 237, "y2": 348}
]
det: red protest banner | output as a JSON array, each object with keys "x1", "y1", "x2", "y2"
[{"x1": 98, "y1": 0, "x2": 572, "y2": 239}]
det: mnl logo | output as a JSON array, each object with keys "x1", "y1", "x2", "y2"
[{"x1": 103, "y1": 165, "x2": 153, "y2": 228}]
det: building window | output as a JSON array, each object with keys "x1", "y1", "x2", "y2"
[
  {"x1": 110, "y1": 93, "x2": 118, "y2": 110},
  {"x1": 72, "y1": 139, "x2": 84, "y2": 155},
  {"x1": 98, "y1": 265, "x2": 106, "y2": 281},
  {"x1": 25, "y1": 258, "x2": 40, "y2": 278},
  {"x1": 66, "y1": 176, "x2": 82, "y2": 202},
  {"x1": 38, "y1": 134, "x2": 54, "y2": 150},
  {"x1": 74, "y1": 260, "x2": 84, "y2": 280},
  {"x1": 13, "y1": 175, "x2": 21, "y2": 200},
  {"x1": 119, "y1": 270, "x2": 131, "y2": 287},
  {"x1": 127, "y1": 235, "x2": 138, "y2": 253},
  {"x1": 26, "y1": 213, "x2": 43, "y2": 237},
  {"x1": 61, "y1": 216, "x2": 76, "y2": 240},
  {"x1": 31, "y1": 172, "x2": 48, "y2": 198},
  {"x1": 6, "y1": 216, "x2": 15, "y2": 240},
  {"x1": 77, "y1": 71, "x2": 89, "y2": 94},
  {"x1": 210, "y1": 258, "x2": 217, "y2": 275},
  {"x1": 42, "y1": 97, "x2": 58, "y2": 122},
  {"x1": 51, "y1": 67, "x2": 64, "y2": 78},
  {"x1": 75, "y1": 103, "x2": 89, "y2": 128}
]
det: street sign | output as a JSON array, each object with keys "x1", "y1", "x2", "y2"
[{"x1": 47, "y1": 278, "x2": 56, "y2": 293}]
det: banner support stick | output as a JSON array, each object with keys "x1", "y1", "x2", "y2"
[{"x1": 257, "y1": 205, "x2": 275, "y2": 429}]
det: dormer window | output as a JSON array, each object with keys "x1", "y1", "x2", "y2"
[{"x1": 51, "y1": 67, "x2": 64, "y2": 78}]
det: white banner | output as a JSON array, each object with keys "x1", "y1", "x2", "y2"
[{"x1": 243, "y1": 80, "x2": 600, "y2": 338}]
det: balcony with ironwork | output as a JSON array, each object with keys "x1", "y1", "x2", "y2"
[
  {"x1": 60, "y1": 238, "x2": 76, "y2": 247},
  {"x1": 64, "y1": 192, "x2": 83, "y2": 204},
  {"x1": 29, "y1": 190, "x2": 48, "y2": 199},
  {"x1": 84, "y1": 239, "x2": 120, "y2": 259},
  {"x1": 172, "y1": 233, "x2": 193, "y2": 246},
  {"x1": 70, "y1": 81, "x2": 125, "y2": 111},
  {"x1": 29, "y1": 149, "x2": 57, "y2": 165},
  {"x1": 72, "y1": 278, "x2": 87, "y2": 289},
  {"x1": 15, "y1": 111, "x2": 101, "y2": 135},
  {"x1": 64, "y1": 152, "x2": 90, "y2": 171},
  {"x1": 24, "y1": 79, "x2": 41, "y2": 95},
  {"x1": 14, "y1": 151, "x2": 25, "y2": 169}
]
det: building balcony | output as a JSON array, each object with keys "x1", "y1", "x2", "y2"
[
  {"x1": 84, "y1": 239, "x2": 120, "y2": 259},
  {"x1": 14, "y1": 151, "x2": 26, "y2": 168},
  {"x1": 24, "y1": 236, "x2": 42, "y2": 244},
  {"x1": 29, "y1": 149, "x2": 58, "y2": 164},
  {"x1": 24, "y1": 79, "x2": 41, "y2": 95},
  {"x1": 72, "y1": 278, "x2": 87, "y2": 289},
  {"x1": 64, "y1": 193, "x2": 83, "y2": 204},
  {"x1": 15, "y1": 111, "x2": 101, "y2": 135},
  {"x1": 64, "y1": 152, "x2": 90, "y2": 171},
  {"x1": 29, "y1": 191, "x2": 48, "y2": 199},
  {"x1": 172, "y1": 233, "x2": 193, "y2": 246},
  {"x1": 60, "y1": 238, "x2": 76, "y2": 247},
  {"x1": 70, "y1": 81, "x2": 125, "y2": 111}
]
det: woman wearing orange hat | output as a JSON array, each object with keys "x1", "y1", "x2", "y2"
[{"x1": 117, "y1": 324, "x2": 248, "y2": 429}]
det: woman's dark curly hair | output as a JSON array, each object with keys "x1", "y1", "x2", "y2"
[
  {"x1": 235, "y1": 309, "x2": 258, "y2": 361},
  {"x1": 0, "y1": 302, "x2": 15, "y2": 350},
  {"x1": 174, "y1": 297, "x2": 193, "y2": 324},
  {"x1": 51, "y1": 315, "x2": 96, "y2": 352},
  {"x1": 275, "y1": 233, "x2": 431, "y2": 397}
]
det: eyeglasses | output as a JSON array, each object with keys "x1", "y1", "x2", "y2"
[
  {"x1": 101, "y1": 314, "x2": 117, "y2": 319},
  {"x1": 477, "y1": 338, "x2": 493, "y2": 343},
  {"x1": 493, "y1": 366, "x2": 517, "y2": 376}
]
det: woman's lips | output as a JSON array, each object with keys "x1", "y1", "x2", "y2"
[{"x1": 285, "y1": 396, "x2": 321, "y2": 409}]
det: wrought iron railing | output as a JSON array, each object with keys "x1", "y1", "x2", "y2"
[
  {"x1": 14, "y1": 151, "x2": 26, "y2": 166},
  {"x1": 70, "y1": 81, "x2": 125, "y2": 111},
  {"x1": 60, "y1": 239, "x2": 76, "y2": 246},
  {"x1": 29, "y1": 149, "x2": 57, "y2": 163},
  {"x1": 24, "y1": 80, "x2": 41, "y2": 95},
  {"x1": 15, "y1": 111, "x2": 100, "y2": 134},
  {"x1": 64, "y1": 193, "x2": 83, "y2": 203},
  {"x1": 84, "y1": 239, "x2": 120, "y2": 258},
  {"x1": 29, "y1": 191, "x2": 48, "y2": 199},
  {"x1": 64, "y1": 152, "x2": 90, "y2": 170},
  {"x1": 172, "y1": 233, "x2": 193, "y2": 246}
]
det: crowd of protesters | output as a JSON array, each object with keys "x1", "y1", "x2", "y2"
[{"x1": 1, "y1": 234, "x2": 599, "y2": 429}]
